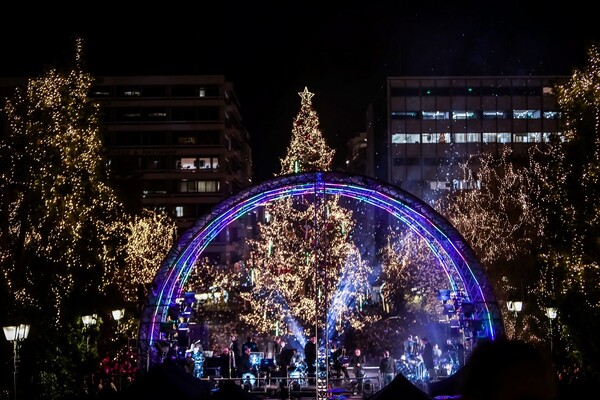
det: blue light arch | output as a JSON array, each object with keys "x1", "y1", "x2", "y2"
[{"x1": 137, "y1": 171, "x2": 504, "y2": 367}]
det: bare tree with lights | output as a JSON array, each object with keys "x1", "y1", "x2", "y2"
[
  {"x1": 529, "y1": 43, "x2": 600, "y2": 386},
  {"x1": 432, "y1": 148, "x2": 546, "y2": 339}
]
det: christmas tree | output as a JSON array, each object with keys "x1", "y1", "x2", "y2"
[{"x1": 240, "y1": 87, "x2": 371, "y2": 341}]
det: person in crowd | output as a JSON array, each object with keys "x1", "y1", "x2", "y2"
[
  {"x1": 350, "y1": 347, "x2": 367, "y2": 393},
  {"x1": 183, "y1": 351, "x2": 195, "y2": 375},
  {"x1": 459, "y1": 339, "x2": 557, "y2": 400},
  {"x1": 379, "y1": 350, "x2": 396, "y2": 386}
]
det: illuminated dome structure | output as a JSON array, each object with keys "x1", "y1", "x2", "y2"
[{"x1": 137, "y1": 171, "x2": 504, "y2": 381}]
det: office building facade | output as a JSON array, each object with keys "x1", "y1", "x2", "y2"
[
  {"x1": 90, "y1": 75, "x2": 254, "y2": 264},
  {"x1": 366, "y1": 76, "x2": 568, "y2": 201}
]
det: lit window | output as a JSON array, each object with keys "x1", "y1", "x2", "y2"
[
  {"x1": 179, "y1": 158, "x2": 196, "y2": 169},
  {"x1": 483, "y1": 133, "x2": 497, "y2": 143},
  {"x1": 467, "y1": 133, "x2": 480, "y2": 143},
  {"x1": 543, "y1": 86, "x2": 554, "y2": 95},
  {"x1": 452, "y1": 111, "x2": 477, "y2": 120},
  {"x1": 422, "y1": 111, "x2": 449, "y2": 120},
  {"x1": 543, "y1": 111, "x2": 560, "y2": 119},
  {"x1": 513, "y1": 110, "x2": 541, "y2": 119},
  {"x1": 498, "y1": 133, "x2": 511, "y2": 143},
  {"x1": 483, "y1": 111, "x2": 506, "y2": 119}
]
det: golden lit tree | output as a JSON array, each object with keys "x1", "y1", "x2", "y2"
[
  {"x1": 120, "y1": 209, "x2": 178, "y2": 305},
  {"x1": 241, "y1": 87, "x2": 372, "y2": 340},
  {"x1": 0, "y1": 38, "x2": 128, "y2": 397},
  {"x1": 530, "y1": 42, "x2": 600, "y2": 383}
]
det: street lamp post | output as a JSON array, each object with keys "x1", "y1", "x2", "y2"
[
  {"x1": 3, "y1": 324, "x2": 31, "y2": 400},
  {"x1": 81, "y1": 314, "x2": 97, "y2": 353},
  {"x1": 506, "y1": 300, "x2": 523, "y2": 316},
  {"x1": 112, "y1": 309, "x2": 124, "y2": 391},
  {"x1": 545, "y1": 307, "x2": 558, "y2": 354},
  {"x1": 507, "y1": 300, "x2": 523, "y2": 338},
  {"x1": 81, "y1": 314, "x2": 97, "y2": 394}
]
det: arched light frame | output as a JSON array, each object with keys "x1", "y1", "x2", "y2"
[{"x1": 137, "y1": 171, "x2": 504, "y2": 368}]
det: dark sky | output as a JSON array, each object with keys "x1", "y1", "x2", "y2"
[{"x1": 1, "y1": 3, "x2": 597, "y2": 182}]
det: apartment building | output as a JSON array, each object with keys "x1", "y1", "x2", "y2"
[
  {"x1": 91, "y1": 75, "x2": 254, "y2": 264},
  {"x1": 366, "y1": 76, "x2": 568, "y2": 201}
]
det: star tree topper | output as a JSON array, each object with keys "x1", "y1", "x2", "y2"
[{"x1": 298, "y1": 86, "x2": 315, "y2": 104}]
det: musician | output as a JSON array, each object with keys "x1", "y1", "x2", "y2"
[
  {"x1": 219, "y1": 347, "x2": 234, "y2": 378},
  {"x1": 421, "y1": 337, "x2": 435, "y2": 381},
  {"x1": 433, "y1": 343, "x2": 443, "y2": 360},
  {"x1": 379, "y1": 350, "x2": 395, "y2": 386},
  {"x1": 303, "y1": 335, "x2": 317, "y2": 382},
  {"x1": 350, "y1": 347, "x2": 366, "y2": 393},
  {"x1": 265, "y1": 335, "x2": 281, "y2": 359},
  {"x1": 243, "y1": 335, "x2": 259, "y2": 352},
  {"x1": 454, "y1": 338, "x2": 465, "y2": 368},
  {"x1": 444, "y1": 338, "x2": 456, "y2": 364},
  {"x1": 290, "y1": 348, "x2": 303, "y2": 369},
  {"x1": 333, "y1": 345, "x2": 350, "y2": 381},
  {"x1": 190, "y1": 342, "x2": 205, "y2": 379},
  {"x1": 276, "y1": 339, "x2": 288, "y2": 368},
  {"x1": 240, "y1": 346, "x2": 254, "y2": 375},
  {"x1": 229, "y1": 333, "x2": 241, "y2": 376},
  {"x1": 403, "y1": 335, "x2": 415, "y2": 358}
]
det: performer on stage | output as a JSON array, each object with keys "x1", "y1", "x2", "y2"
[
  {"x1": 191, "y1": 342, "x2": 205, "y2": 379},
  {"x1": 379, "y1": 350, "x2": 395, "y2": 386},
  {"x1": 333, "y1": 344, "x2": 350, "y2": 382},
  {"x1": 229, "y1": 333, "x2": 241, "y2": 377},
  {"x1": 303, "y1": 335, "x2": 317, "y2": 383},
  {"x1": 219, "y1": 347, "x2": 235, "y2": 378},
  {"x1": 240, "y1": 346, "x2": 253, "y2": 375},
  {"x1": 421, "y1": 337, "x2": 435, "y2": 382},
  {"x1": 350, "y1": 347, "x2": 366, "y2": 394}
]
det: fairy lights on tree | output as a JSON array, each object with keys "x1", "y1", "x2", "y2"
[
  {"x1": 120, "y1": 209, "x2": 178, "y2": 303},
  {"x1": 0, "y1": 38, "x2": 177, "y2": 396},
  {"x1": 0, "y1": 38, "x2": 126, "y2": 324},
  {"x1": 240, "y1": 87, "x2": 371, "y2": 339},
  {"x1": 530, "y1": 43, "x2": 600, "y2": 380},
  {"x1": 0, "y1": 38, "x2": 130, "y2": 395},
  {"x1": 428, "y1": 148, "x2": 546, "y2": 339},
  {"x1": 435, "y1": 147, "x2": 544, "y2": 268}
]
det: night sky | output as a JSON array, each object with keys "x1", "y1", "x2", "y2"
[{"x1": 1, "y1": 3, "x2": 597, "y2": 182}]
